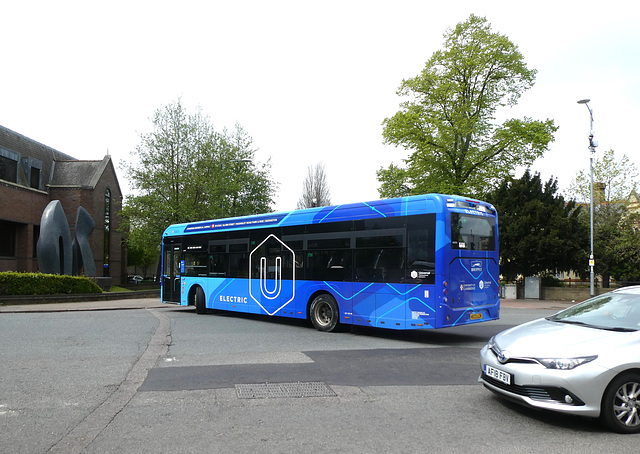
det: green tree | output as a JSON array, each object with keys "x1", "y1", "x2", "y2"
[
  {"x1": 566, "y1": 149, "x2": 640, "y2": 286},
  {"x1": 297, "y1": 163, "x2": 332, "y2": 209},
  {"x1": 379, "y1": 14, "x2": 557, "y2": 198},
  {"x1": 611, "y1": 209, "x2": 640, "y2": 283},
  {"x1": 486, "y1": 170, "x2": 588, "y2": 282},
  {"x1": 567, "y1": 149, "x2": 639, "y2": 205},
  {"x1": 126, "y1": 222, "x2": 160, "y2": 279},
  {"x1": 121, "y1": 99, "x2": 277, "y2": 250}
]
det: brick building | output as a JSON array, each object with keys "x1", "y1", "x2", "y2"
[{"x1": 0, "y1": 125, "x2": 126, "y2": 284}]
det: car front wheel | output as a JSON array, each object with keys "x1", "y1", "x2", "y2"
[{"x1": 601, "y1": 372, "x2": 640, "y2": 434}]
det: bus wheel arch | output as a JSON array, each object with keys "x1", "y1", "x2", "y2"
[
  {"x1": 189, "y1": 285, "x2": 206, "y2": 314},
  {"x1": 308, "y1": 292, "x2": 340, "y2": 332}
]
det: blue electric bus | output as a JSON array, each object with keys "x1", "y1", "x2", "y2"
[{"x1": 161, "y1": 194, "x2": 499, "y2": 331}]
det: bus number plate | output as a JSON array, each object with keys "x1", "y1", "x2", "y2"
[{"x1": 470, "y1": 313, "x2": 482, "y2": 320}]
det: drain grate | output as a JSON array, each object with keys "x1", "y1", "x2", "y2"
[{"x1": 235, "y1": 381, "x2": 336, "y2": 399}]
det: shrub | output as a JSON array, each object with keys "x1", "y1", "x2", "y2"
[
  {"x1": 0, "y1": 272, "x2": 102, "y2": 295},
  {"x1": 541, "y1": 274, "x2": 563, "y2": 287}
]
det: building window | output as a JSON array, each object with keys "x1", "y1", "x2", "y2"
[
  {"x1": 104, "y1": 188, "x2": 111, "y2": 276},
  {"x1": 0, "y1": 155, "x2": 18, "y2": 183},
  {"x1": 18, "y1": 157, "x2": 43, "y2": 189},
  {"x1": 30, "y1": 166, "x2": 41, "y2": 189},
  {"x1": 0, "y1": 221, "x2": 17, "y2": 257},
  {"x1": 33, "y1": 225, "x2": 40, "y2": 258}
]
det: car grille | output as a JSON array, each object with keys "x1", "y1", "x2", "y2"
[
  {"x1": 489, "y1": 346, "x2": 538, "y2": 365},
  {"x1": 481, "y1": 373, "x2": 585, "y2": 406}
]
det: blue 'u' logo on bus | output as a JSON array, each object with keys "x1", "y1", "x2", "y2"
[
  {"x1": 260, "y1": 256, "x2": 282, "y2": 299},
  {"x1": 249, "y1": 234, "x2": 296, "y2": 315}
]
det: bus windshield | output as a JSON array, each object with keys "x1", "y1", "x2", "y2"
[{"x1": 451, "y1": 213, "x2": 496, "y2": 251}]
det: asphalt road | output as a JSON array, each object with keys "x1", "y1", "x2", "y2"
[{"x1": 1, "y1": 301, "x2": 637, "y2": 453}]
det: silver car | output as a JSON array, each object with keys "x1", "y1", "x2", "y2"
[{"x1": 479, "y1": 286, "x2": 640, "y2": 433}]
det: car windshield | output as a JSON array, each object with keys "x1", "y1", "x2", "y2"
[{"x1": 546, "y1": 291, "x2": 640, "y2": 332}]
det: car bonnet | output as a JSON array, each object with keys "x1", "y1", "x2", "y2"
[{"x1": 493, "y1": 318, "x2": 631, "y2": 358}]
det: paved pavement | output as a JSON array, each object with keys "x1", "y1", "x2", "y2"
[
  {"x1": 0, "y1": 297, "x2": 167, "y2": 313},
  {"x1": 0, "y1": 297, "x2": 576, "y2": 313}
]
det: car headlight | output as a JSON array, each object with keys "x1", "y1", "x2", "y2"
[{"x1": 536, "y1": 355, "x2": 597, "y2": 370}]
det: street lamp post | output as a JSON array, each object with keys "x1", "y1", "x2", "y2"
[{"x1": 577, "y1": 99, "x2": 597, "y2": 297}]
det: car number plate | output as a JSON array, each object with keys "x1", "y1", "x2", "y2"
[
  {"x1": 470, "y1": 313, "x2": 482, "y2": 320},
  {"x1": 484, "y1": 364, "x2": 511, "y2": 385}
]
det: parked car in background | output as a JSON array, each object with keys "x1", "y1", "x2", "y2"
[{"x1": 480, "y1": 286, "x2": 640, "y2": 433}]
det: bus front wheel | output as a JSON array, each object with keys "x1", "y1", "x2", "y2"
[
  {"x1": 194, "y1": 286, "x2": 206, "y2": 314},
  {"x1": 309, "y1": 294, "x2": 339, "y2": 332}
]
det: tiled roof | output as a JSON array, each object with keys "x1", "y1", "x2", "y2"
[
  {"x1": 49, "y1": 157, "x2": 111, "y2": 189},
  {"x1": 0, "y1": 124, "x2": 75, "y2": 189},
  {"x1": 0, "y1": 124, "x2": 116, "y2": 191}
]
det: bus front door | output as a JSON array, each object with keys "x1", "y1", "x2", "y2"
[{"x1": 162, "y1": 244, "x2": 182, "y2": 303}]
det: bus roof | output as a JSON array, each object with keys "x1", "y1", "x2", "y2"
[{"x1": 162, "y1": 193, "x2": 494, "y2": 237}]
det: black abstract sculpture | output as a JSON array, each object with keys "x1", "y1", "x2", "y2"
[
  {"x1": 37, "y1": 200, "x2": 96, "y2": 276},
  {"x1": 72, "y1": 206, "x2": 96, "y2": 276}
]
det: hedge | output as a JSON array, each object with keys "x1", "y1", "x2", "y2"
[{"x1": 0, "y1": 272, "x2": 102, "y2": 295}]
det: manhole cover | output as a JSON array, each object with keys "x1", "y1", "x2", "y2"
[{"x1": 235, "y1": 381, "x2": 336, "y2": 399}]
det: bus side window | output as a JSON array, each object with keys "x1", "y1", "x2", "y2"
[
  {"x1": 405, "y1": 214, "x2": 436, "y2": 283},
  {"x1": 228, "y1": 253, "x2": 248, "y2": 278},
  {"x1": 307, "y1": 250, "x2": 352, "y2": 281},
  {"x1": 407, "y1": 229, "x2": 435, "y2": 283},
  {"x1": 280, "y1": 250, "x2": 305, "y2": 280},
  {"x1": 228, "y1": 241, "x2": 249, "y2": 278},
  {"x1": 354, "y1": 248, "x2": 403, "y2": 283},
  {"x1": 354, "y1": 232, "x2": 405, "y2": 283},
  {"x1": 184, "y1": 251, "x2": 208, "y2": 276},
  {"x1": 209, "y1": 254, "x2": 227, "y2": 277},
  {"x1": 377, "y1": 248, "x2": 404, "y2": 282},
  {"x1": 326, "y1": 250, "x2": 351, "y2": 281}
]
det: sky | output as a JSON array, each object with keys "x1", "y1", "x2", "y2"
[{"x1": 2, "y1": 1, "x2": 639, "y2": 212}]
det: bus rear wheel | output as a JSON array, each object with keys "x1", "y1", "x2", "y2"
[
  {"x1": 309, "y1": 294, "x2": 339, "y2": 332},
  {"x1": 194, "y1": 286, "x2": 206, "y2": 314}
]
